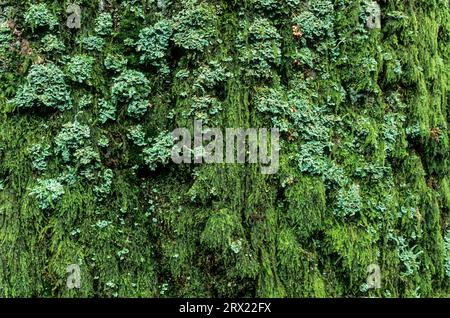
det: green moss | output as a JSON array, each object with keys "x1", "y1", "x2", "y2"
[{"x1": 0, "y1": 0, "x2": 448, "y2": 298}]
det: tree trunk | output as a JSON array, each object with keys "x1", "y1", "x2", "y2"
[{"x1": 0, "y1": 0, "x2": 448, "y2": 297}]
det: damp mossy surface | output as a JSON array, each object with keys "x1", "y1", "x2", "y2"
[{"x1": 0, "y1": 0, "x2": 449, "y2": 297}]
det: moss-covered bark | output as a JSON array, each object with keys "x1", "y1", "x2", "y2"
[{"x1": 0, "y1": 0, "x2": 448, "y2": 297}]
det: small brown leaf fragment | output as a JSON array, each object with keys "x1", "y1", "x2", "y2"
[
  {"x1": 20, "y1": 39, "x2": 32, "y2": 56},
  {"x1": 35, "y1": 55, "x2": 45, "y2": 64},
  {"x1": 415, "y1": 209, "x2": 423, "y2": 223},
  {"x1": 430, "y1": 127, "x2": 440, "y2": 142},
  {"x1": 6, "y1": 19, "x2": 15, "y2": 30},
  {"x1": 427, "y1": 177, "x2": 437, "y2": 190},
  {"x1": 292, "y1": 25, "x2": 303, "y2": 39},
  {"x1": 13, "y1": 29, "x2": 22, "y2": 37},
  {"x1": 288, "y1": 131, "x2": 295, "y2": 141}
]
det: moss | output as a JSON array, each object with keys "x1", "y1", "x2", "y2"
[
  {"x1": 0, "y1": 0, "x2": 448, "y2": 298},
  {"x1": 285, "y1": 176, "x2": 326, "y2": 239}
]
